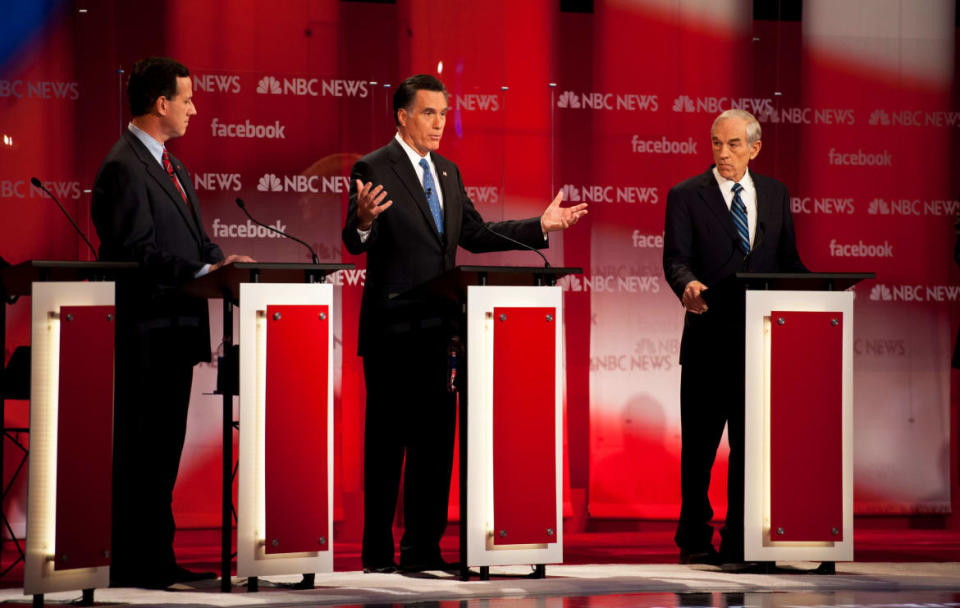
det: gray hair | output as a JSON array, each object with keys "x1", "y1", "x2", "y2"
[{"x1": 711, "y1": 109, "x2": 762, "y2": 144}]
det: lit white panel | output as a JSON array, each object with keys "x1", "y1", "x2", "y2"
[
  {"x1": 236, "y1": 283, "x2": 333, "y2": 577},
  {"x1": 25, "y1": 282, "x2": 113, "y2": 596},
  {"x1": 466, "y1": 285, "x2": 564, "y2": 568},
  {"x1": 744, "y1": 290, "x2": 854, "y2": 562}
]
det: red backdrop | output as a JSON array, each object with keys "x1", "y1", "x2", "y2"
[{"x1": 2, "y1": 0, "x2": 958, "y2": 542}]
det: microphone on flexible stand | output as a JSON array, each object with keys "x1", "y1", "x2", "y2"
[
  {"x1": 235, "y1": 198, "x2": 319, "y2": 264},
  {"x1": 481, "y1": 223, "x2": 551, "y2": 268},
  {"x1": 31, "y1": 177, "x2": 98, "y2": 260}
]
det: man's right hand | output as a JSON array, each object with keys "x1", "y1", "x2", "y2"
[
  {"x1": 355, "y1": 179, "x2": 393, "y2": 230},
  {"x1": 682, "y1": 280, "x2": 708, "y2": 314},
  {"x1": 211, "y1": 253, "x2": 256, "y2": 272}
]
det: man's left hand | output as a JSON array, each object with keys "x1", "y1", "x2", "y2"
[{"x1": 540, "y1": 190, "x2": 588, "y2": 233}]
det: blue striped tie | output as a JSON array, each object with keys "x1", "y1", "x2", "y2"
[
  {"x1": 419, "y1": 158, "x2": 444, "y2": 235},
  {"x1": 731, "y1": 182, "x2": 750, "y2": 254}
]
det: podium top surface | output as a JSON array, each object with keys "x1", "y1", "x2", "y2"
[
  {"x1": 1, "y1": 260, "x2": 140, "y2": 296},
  {"x1": 735, "y1": 272, "x2": 876, "y2": 291},
  {"x1": 183, "y1": 262, "x2": 354, "y2": 300},
  {"x1": 402, "y1": 265, "x2": 582, "y2": 302}
]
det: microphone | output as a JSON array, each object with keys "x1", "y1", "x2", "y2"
[
  {"x1": 481, "y1": 223, "x2": 551, "y2": 268},
  {"x1": 31, "y1": 177, "x2": 98, "y2": 260},
  {"x1": 235, "y1": 198, "x2": 319, "y2": 264}
]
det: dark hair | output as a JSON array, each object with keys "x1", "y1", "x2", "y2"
[
  {"x1": 127, "y1": 57, "x2": 190, "y2": 117},
  {"x1": 393, "y1": 74, "x2": 447, "y2": 126}
]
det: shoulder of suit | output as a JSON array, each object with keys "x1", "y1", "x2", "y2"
[
  {"x1": 749, "y1": 170, "x2": 787, "y2": 193},
  {"x1": 98, "y1": 134, "x2": 144, "y2": 171},
  {"x1": 357, "y1": 139, "x2": 402, "y2": 166},
  {"x1": 670, "y1": 167, "x2": 714, "y2": 194}
]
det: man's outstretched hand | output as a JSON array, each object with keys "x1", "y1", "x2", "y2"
[{"x1": 540, "y1": 190, "x2": 588, "y2": 233}]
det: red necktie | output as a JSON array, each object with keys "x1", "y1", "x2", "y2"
[{"x1": 162, "y1": 148, "x2": 191, "y2": 209}]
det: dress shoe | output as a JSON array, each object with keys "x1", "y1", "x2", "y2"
[
  {"x1": 678, "y1": 546, "x2": 722, "y2": 565},
  {"x1": 398, "y1": 557, "x2": 459, "y2": 573},
  {"x1": 363, "y1": 562, "x2": 398, "y2": 574},
  {"x1": 718, "y1": 545, "x2": 744, "y2": 565},
  {"x1": 169, "y1": 564, "x2": 217, "y2": 583},
  {"x1": 109, "y1": 572, "x2": 175, "y2": 590}
]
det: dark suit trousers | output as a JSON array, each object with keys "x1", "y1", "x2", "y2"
[
  {"x1": 111, "y1": 337, "x2": 194, "y2": 578},
  {"x1": 361, "y1": 328, "x2": 457, "y2": 567},
  {"x1": 675, "y1": 327, "x2": 745, "y2": 558}
]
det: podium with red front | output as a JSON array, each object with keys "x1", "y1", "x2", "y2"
[
  {"x1": 0, "y1": 261, "x2": 136, "y2": 604},
  {"x1": 184, "y1": 262, "x2": 351, "y2": 591},
  {"x1": 407, "y1": 265, "x2": 579, "y2": 581},
  {"x1": 740, "y1": 272, "x2": 873, "y2": 566}
]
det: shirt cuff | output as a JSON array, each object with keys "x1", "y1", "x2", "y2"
[
  {"x1": 358, "y1": 227, "x2": 371, "y2": 243},
  {"x1": 194, "y1": 263, "x2": 212, "y2": 278}
]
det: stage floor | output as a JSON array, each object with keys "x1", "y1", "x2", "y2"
[
  {"x1": 0, "y1": 562, "x2": 958, "y2": 607},
  {"x1": 2, "y1": 526, "x2": 959, "y2": 606}
]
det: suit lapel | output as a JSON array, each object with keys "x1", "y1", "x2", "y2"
[
  {"x1": 167, "y1": 152, "x2": 203, "y2": 238},
  {"x1": 752, "y1": 172, "x2": 772, "y2": 252},
  {"x1": 388, "y1": 140, "x2": 443, "y2": 243},
  {"x1": 433, "y1": 154, "x2": 459, "y2": 242},
  {"x1": 696, "y1": 167, "x2": 738, "y2": 242},
  {"x1": 124, "y1": 131, "x2": 202, "y2": 244}
]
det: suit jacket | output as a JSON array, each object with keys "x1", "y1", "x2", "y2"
[
  {"x1": 343, "y1": 138, "x2": 546, "y2": 356},
  {"x1": 663, "y1": 166, "x2": 806, "y2": 365},
  {"x1": 92, "y1": 129, "x2": 224, "y2": 367}
]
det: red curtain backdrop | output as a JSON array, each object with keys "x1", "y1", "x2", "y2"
[{"x1": 1, "y1": 0, "x2": 957, "y2": 541}]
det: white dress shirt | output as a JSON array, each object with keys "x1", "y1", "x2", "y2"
[{"x1": 712, "y1": 166, "x2": 757, "y2": 248}]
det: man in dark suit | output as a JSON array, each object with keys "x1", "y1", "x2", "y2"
[
  {"x1": 92, "y1": 57, "x2": 251, "y2": 588},
  {"x1": 343, "y1": 74, "x2": 587, "y2": 573},
  {"x1": 663, "y1": 109, "x2": 806, "y2": 565}
]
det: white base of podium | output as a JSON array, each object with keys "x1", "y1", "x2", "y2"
[
  {"x1": 744, "y1": 289, "x2": 854, "y2": 563},
  {"x1": 236, "y1": 283, "x2": 334, "y2": 577},
  {"x1": 465, "y1": 285, "x2": 563, "y2": 567},
  {"x1": 25, "y1": 282, "x2": 113, "y2": 596}
]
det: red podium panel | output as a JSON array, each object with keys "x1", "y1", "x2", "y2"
[
  {"x1": 492, "y1": 307, "x2": 556, "y2": 546},
  {"x1": 264, "y1": 305, "x2": 329, "y2": 554},
  {"x1": 54, "y1": 305, "x2": 115, "y2": 570},
  {"x1": 770, "y1": 311, "x2": 843, "y2": 542}
]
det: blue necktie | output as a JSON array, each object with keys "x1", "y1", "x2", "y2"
[
  {"x1": 731, "y1": 182, "x2": 750, "y2": 254},
  {"x1": 419, "y1": 158, "x2": 444, "y2": 235}
]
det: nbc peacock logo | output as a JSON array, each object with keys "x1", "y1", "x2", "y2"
[
  {"x1": 869, "y1": 284, "x2": 892, "y2": 301},
  {"x1": 256, "y1": 173, "x2": 282, "y2": 192},
  {"x1": 256, "y1": 76, "x2": 282, "y2": 95},
  {"x1": 556, "y1": 90, "x2": 581, "y2": 109}
]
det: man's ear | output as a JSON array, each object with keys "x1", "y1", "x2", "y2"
[
  {"x1": 153, "y1": 96, "x2": 167, "y2": 117},
  {"x1": 397, "y1": 108, "x2": 408, "y2": 128},
  {"x1": 749, "y1": 139, "x2": 762, "y2": 160}
]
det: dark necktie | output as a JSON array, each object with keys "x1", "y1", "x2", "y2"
[
  {"x1": 162, "y1": 148, "x2": 191, "y2": 209},
  {"x1": 731, "y1": 182, "x2": 750, "y2": 254},
  {"x1": 419, "y1": 157, "x2": 444, "y2": 235}
]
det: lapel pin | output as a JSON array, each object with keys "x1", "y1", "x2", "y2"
[{"x1": 442, "y1": 171, "x2": 447, "y2": 177}]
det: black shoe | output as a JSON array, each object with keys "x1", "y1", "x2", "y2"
[
  {"x1": 109, "y1": 573, "x2": 175, "y2": 590},
  {"x1": 363, "y1": 562, "x2": 398, "y2": 574},
  {"x1": 398, "y1": 557, "x2": 459, "y2": 573},
  {"x1": 678, "y1": 547, "x2": 722, "y2": 565},
  {"x1": 718, "y1": 545, "x2": 744, "y2": 565},
  {"x1": 169, "y1": 565, "x2": 217, "y2": 583}
]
